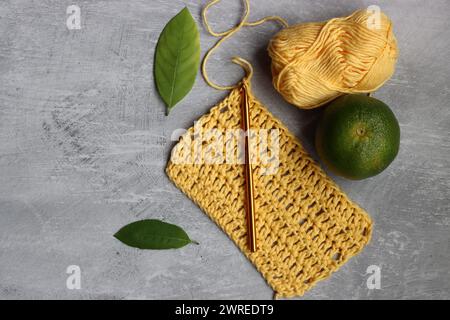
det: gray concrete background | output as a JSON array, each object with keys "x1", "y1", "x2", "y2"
[{"x1": 0, "y1": 0, "x2": 448, "y2": 300}]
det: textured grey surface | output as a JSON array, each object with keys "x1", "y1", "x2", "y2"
[{"x1": 0, "y1": 0, "x2": 449, "y2": 300}]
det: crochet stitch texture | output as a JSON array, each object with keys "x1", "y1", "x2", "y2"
[{"x1": 166, "y1": 85, "x2": 372, "y2": 298}]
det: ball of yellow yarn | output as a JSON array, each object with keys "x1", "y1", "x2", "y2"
[{"x1": 268, "y1": 9, "x2": 398, "y2": 109}]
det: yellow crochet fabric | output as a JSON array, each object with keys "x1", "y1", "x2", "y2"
[{"x1": 166, "y1": 83, "x2": 372, "y2": 298}]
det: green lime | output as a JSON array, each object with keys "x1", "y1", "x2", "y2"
[{"x1": 315, "y1": 94, "x2": 400, "y2": 180}]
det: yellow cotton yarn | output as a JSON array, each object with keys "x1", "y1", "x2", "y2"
[{"x1": 268, "y1": 9, "x2": 398, "y2": 109}]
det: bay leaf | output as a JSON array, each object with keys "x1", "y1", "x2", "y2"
[
  {"x1": 154, "y1": 7, "x2": 200, "y2": 115},
  {"x1": 114, "y1": 219, "x2": 198, "y2": 249}
]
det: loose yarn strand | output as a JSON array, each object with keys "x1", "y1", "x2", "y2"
[{"x1": 202, "y1": 0, "x2": 288, "y2": 91}]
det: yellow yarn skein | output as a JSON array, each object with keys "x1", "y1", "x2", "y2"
[{"x1": 268, "y1": 9, "x2": 398, "y2": 109}]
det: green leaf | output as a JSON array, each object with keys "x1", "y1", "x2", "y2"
[
  {"x1": 154, "y1": 7, "x2": 200, "y2": 115},
  {"x1": 114, "y1": 219, "x2": 198, "y2": 249}
]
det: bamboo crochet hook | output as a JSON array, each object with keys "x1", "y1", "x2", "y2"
[{"x1": 241, "y1": 84, "x2": 257, "y2": 252}]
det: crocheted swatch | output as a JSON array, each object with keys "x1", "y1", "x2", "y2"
[{"x1": 166, "y1": 86, "x2": 372, "y2": 298}]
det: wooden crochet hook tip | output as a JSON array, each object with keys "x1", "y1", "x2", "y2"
[{"x1": 241, "y1": 84, "x2": 257, "y2": 253}]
